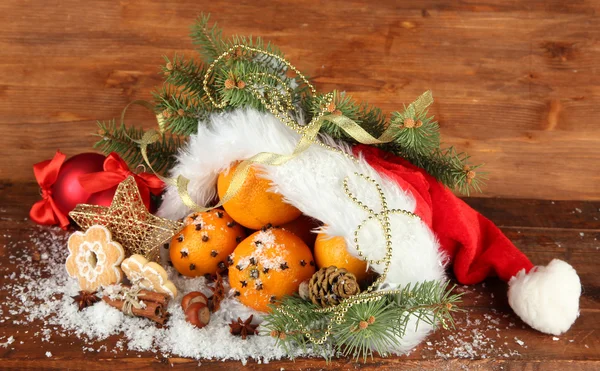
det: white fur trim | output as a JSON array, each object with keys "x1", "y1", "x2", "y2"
[
  {"x1": 508, "y1": 259, "x2": 581, "y2": 335},
  {"x1": 157, "y1": 109, "x2": 446, "y2": 353}
]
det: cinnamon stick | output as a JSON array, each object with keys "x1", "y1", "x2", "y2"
[
  {"x1": 137, "y1": 289, "x2": 170, "y2": 306},
  {"x1": 102, "y1": 297, "x2": 168, "y2": 325},
  {"x1": 119, "y1": 285, "x2": 170, "y2": 306}
]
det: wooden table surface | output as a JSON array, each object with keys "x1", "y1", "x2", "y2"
[
  {"x1": 1, "y1": 0, "x2": 600, "y2": 200},
  {"x1": 0, "y1": 182, "x2": 598, "y2": 370}
]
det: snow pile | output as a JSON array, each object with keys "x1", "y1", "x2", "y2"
[{"x1": 0, "y1": 226, "x2": 313, "y2": 363}]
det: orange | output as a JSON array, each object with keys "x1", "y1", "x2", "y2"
[
  {"x1": 278, "y1": 215, "x2": 321, "y2": 247},
  {"x1": 314, "y1": 233, "x2": 369, "y2": 281},
  {"x1": 170, "y1": 209, "x2": 246, "y2": 277},
  {"x1": 217, "y1": 162, "x2": 302, "y2": 230},
  {"x1": 229, "y1": 228, "x2": 316, "y2": 312}
]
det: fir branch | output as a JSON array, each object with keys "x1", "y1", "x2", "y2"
[
  {"x1": 104, "y1": 14, "x2": 486, "y2": 194},
  {"x1": 190, "y1": 14, "x2": 228, "y2": 63},
  {"x1": 153, "y1": 86, "x2": 211, "y2": 136},
  {"x1": 389, "y1": 109, "x2": 440, "y2": 156},
  {"x1": 94, "y1": 119, "x2": 182, "y2": 173},
  {"x1": 385, "y1": 142, "x2": 486, "y2": 195},
  {"x1": 307, "y1": 91, "x2": 386, "y2": 140},
  {"x1": 332, "y1": 297, "x2": 400, "y2": 361},
  {"x1": 229, "y1": 35, "x2": 288, "y2": 75},
  {"x1": 161, "y1": 55, "x2": 207, "y2": 97},
  {"x1": 262, "y1": 280, "x2": 462, "y2": 362}
]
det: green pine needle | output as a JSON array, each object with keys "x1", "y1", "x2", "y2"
[
  {"x1": 262, "y1": 280, "x2": 462, "y2": 362},
  {"x1": 152, "y1": 85, "x2": 210, "y2": 135},
  {"x1": 94, "y1": 119, "x2": 182, "y2": 173},
  {"x1": 190, "y1": 14, "x2": 229, "y2": 63}
]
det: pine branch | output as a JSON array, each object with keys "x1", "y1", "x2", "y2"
[
  {"x1": 190, "y1": 14, "x2": 228, "y2": 63},
  {"x1": 94, "y1": 120, "x2": 182, "y2": 174},
  {"x1": 153, "y1": 85, "x2": 211, "y2": 136},
  {"x1": 161, "y1": 55, "x2": 207, "y2": 97},
  {"x1": 307, "y1": 91, "x2": 386, "y2": 140},
  {"x1": 262, "y1": 280, "x2": 462, "y2": 362}
]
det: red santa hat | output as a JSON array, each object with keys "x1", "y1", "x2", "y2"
[
  {"x1": 356, "y1": 144, "x2": 581, "y2": 336},
  {"x1": 158, "y1": 109, "x2": 581, "y2": 339}
]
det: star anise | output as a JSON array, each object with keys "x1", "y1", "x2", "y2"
[
  {"x1": 209, "y1": 272, "x2": 225, "y2": 312},
  {"x1": 229, "y1": 315, "x2": 259, "y2": 340},
  {"x1": 72, "y1": 290, "x2": 100, "y2": 311}
]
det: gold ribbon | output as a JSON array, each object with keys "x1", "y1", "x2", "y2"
[
  {"x1": 125, "y1": 42, "x2": 433, "y2": 214},
  {"x1": 131, "y1": 90, "x2": 433, "y2": 213},
  {"x1": 120, "y1": 45, "x2": 443, "y2": 346}
]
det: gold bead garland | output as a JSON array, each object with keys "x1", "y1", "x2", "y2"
[
  {"x1": 273, "y1": 172, "x2": 420, "y2": 345},
  {"x1": 128, "y1": 43, "x2": 436, "y2": 345},
  {"x1": 132, "y1": 43, "x2": 433, "y2": 217}
]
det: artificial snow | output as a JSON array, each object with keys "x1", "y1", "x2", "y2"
[
  {"x1": 1, "y1": 226, "x2": 313, "y2": 363},
  {"x1": 0, "y1": 336, "x2": 14, "y2": 348},
  {"x1": 2, "y1": 226, "x2": 581, "y2": 362}
]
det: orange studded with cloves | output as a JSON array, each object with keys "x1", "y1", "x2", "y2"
[
  {"x1": 169, "y1": 209, "x2": 246, "y2": 277},
  {"x1": 229, "y1": 228, "x2": 316, "y2": 312}
]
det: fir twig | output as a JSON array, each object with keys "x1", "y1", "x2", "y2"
[
  {"x1": 161, "y1": 55, "x2": 207, "y2": 97},
  {"x1": 97, "y1": 13, "x2": 486, "y2": 194},
  {"x1": 190, "y1": 14, "x2": 228, "y2": 63},
  {"x1": 94, "y1": 120, "x2": 182, "y2": 173},
  {"x1": 262, "y1": 280, "x2": 462, "y2": 362},
  {"x1": 307, "y1": 91, "x2": 386, "y2": 140},
  {"x1": 153, "y1": 85, "x2": 210, "y2": 136}
]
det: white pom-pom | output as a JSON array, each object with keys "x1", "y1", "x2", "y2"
[{"x1": 508, "y1": 259, "x2": 581, "y2": 335}]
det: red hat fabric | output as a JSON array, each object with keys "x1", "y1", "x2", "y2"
[{"x1": 356, "y1": 144, "x2": 581, "y2": 335}]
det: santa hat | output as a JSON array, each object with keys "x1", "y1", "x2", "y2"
[
  {"x1": 158, "y1": 109, "x2": 581, "y2": 342},
  {"x1": 356, "y1": 144, "x2": 582, "y2": 336}
]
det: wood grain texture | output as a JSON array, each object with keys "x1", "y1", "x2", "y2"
[
  {"x1": 0, "y1": 182, "x2": 599, "y2": 370},
  {"x1": 0, "y1": 0, "x2": 599, "y2": 199}
]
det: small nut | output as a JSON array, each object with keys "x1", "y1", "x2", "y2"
[
  {"x1": 181, "y1": 291, "x2": 208, "y2": 312},
  {"x1": 185, "y1": 302, "x2": 210, "y2": 329}
]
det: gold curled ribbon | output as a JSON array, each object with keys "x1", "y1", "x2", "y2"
[
  {"x1": 273, "y1": 172, "x2": 422, "y2": 345},
  {"x1": 131, "y1": 92, "x2": 433, "y2": 213},
  {"x1": 124, "y1": 44, "x2": 434, "y2": 213},
  {"x1": 122, "y1": 44, "x2": 440, "y2": 346}
]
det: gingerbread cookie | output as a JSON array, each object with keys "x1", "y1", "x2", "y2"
[
  {"x1": 66, "y1": 225, "x2": 125, "y2": 292},
  {"x1": 121, "y1": 254, "x2": 177, "y2": 298}
]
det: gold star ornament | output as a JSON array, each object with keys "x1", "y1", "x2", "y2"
[{"x1": 69, "y1": 176, "x2": 183, "y2": 261}]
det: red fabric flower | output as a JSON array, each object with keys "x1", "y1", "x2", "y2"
[
  {"x1": 78, "y1": 153, "x2": 164, "y2": 209},
  {"x1": 29, "y1": 150, "x2": 70, "y2": 229}
]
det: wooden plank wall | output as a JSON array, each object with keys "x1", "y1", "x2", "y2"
[{"x1": 1, "y1": 0, "x2": 598, "y2": 200}]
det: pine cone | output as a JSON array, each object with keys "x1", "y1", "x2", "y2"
[{"x1": 308, "y1": 266, "x2": 360, "y2": 307}]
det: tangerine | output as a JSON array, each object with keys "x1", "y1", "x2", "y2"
[
  {"x1": 170, "y1": 210, "x2": 246, "y2": 277},
  {"x1": 229, "y1": 228, "x2": 316, "y2": 312},
  {"x1": 217, "y1": 162, "x2": 302, "y2": 229},
  {"x1": 278, "y1": 214, "x2": 321, "y2": 247},
  {"x1": 314, "y1": 233, "x2": 369, "y2": 281}
]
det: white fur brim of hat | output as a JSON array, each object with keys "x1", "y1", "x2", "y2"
[
  {"x1": 157, "y1": 108, "x2": 582, "y2": 350},
  {"x1": 158, "y1": 109, "x2": 446, "y2": 353}
]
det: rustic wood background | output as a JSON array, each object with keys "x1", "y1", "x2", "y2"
[{"x1": 1, "y1": 0, "x2": 598, "y2": 200}]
